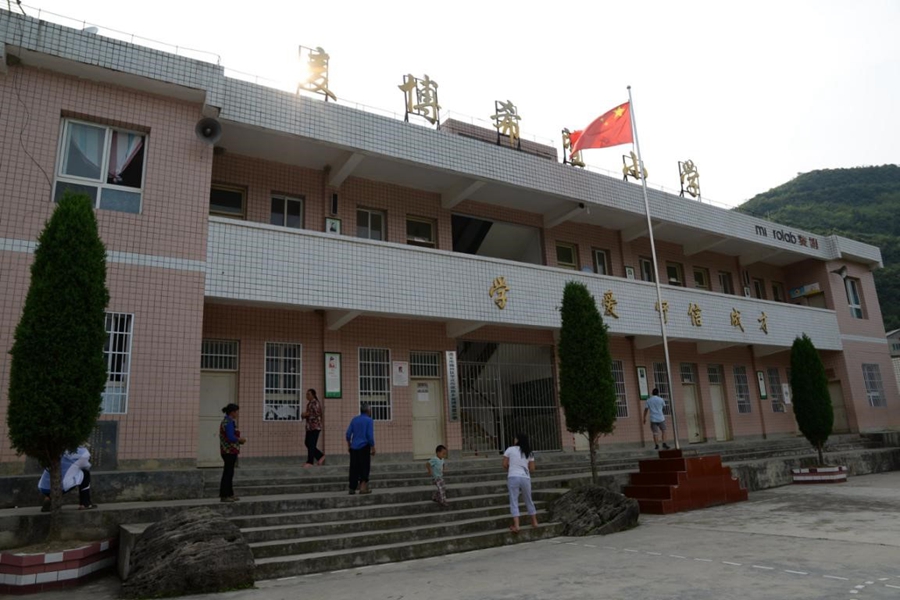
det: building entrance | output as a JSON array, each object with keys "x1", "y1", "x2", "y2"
[{"x1": 457, "y1": 342, "x2": 561, "y2": 454}]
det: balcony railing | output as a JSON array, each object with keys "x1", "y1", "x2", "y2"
[{"x1": 206, "y1": 218, "x2": 842, "y2": 351}]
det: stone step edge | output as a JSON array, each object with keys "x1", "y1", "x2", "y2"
[
  {"x1": 249, "y1": 510, "x2": 553, "y2": 549},
  {"x1": 254, "y1": 522, "x2": 563, "y2": 566},
  {"x1": 241, "y1": 503, "x2": 539, "y2": 533}
]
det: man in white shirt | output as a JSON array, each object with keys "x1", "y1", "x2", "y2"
[{"x1": 642, "y1": 388, "x2": 671, "y2": 450}]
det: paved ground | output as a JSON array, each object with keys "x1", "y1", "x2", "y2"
[{"x1": 62, "y1": 471, "x2": 900, "y2": 600}]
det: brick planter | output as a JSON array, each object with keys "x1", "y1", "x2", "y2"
[
  {"x1": 0, "y1": 539, "x2": 117, "y2": 595},
  {"x1": 791, "y1": 465, "x2": 848, "y2": 484}
]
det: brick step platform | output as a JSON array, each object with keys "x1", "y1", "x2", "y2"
[{"x1": 623, "y1": 449, "x2": 748, "y2": 514}]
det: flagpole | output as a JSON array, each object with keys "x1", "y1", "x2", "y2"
[{"x1": 627, "y1": 85, "x2": 681, "y2": 451}]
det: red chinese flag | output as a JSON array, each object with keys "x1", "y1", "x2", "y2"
[{"x1": 569, "y1": 102, "x2": 633, "y2": 154}]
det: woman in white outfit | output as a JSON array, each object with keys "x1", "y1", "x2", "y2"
[{"x1": 502, "y1": 432, "x2": 538, "y2": 533}]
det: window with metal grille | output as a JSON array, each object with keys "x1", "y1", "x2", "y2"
[
  {"x1": 733, "y1": 366, "x2": 752, "y2": 413},
  {"x1": 767, "y1": 367, "x2": 784, "y2": 413},
  {"x1": 102, "y1": 313, "x2": 133, "y2": 414},
  {"x1": 201, "y1": 339, "x2": 239, "y2": 371},
  {"x1": 862, "y1": 364, "x2": 886, "y2": 407},
  {"x1": 410, "y1": 351, "x2": 441, "y2": 378},
  {"x1": 680, "y1": 363, "x2": 696, "y2": 384},
  {"x1": 707, "y1": 364, "x2": 723, "y2": 385},
  {"x1": 264, "y1": 343, "x2": 302, "y2": 421},
  {"x1": 652, "y1": 362, "x2": 672, "y2": 415},
  {"x1": 360, "y1": 348, "x2": 392, "y2": 420},
  {"x1": 612, "y1": 360, "x2": 628, "y2": 417}
]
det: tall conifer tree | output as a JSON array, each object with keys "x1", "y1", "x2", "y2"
[
  {"x1": 7, "y1": 192, "x2": 109, "y2": 532},
  {"x1": 558, "y1": 282, "x2": 617, "y2": 483},
  {"x1": 789, "y1": 334, "x2": 833, "y2": 465}
]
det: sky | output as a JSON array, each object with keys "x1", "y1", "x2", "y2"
[{"x1": 14, "y1": 0, "x2": 900, "y2": 208}]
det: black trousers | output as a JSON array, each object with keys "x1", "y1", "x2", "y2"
[
  {"x1": 78, "y1": 469, "x2": 92, "y2": 507},
  {"x1": 305, "y1": 430, "x2": 324, "y2": 464},
  {"x1": 348, "y1": 446, "x2": 371, "y2": 490},
  {"x1": 220, "y1": 453, "x2": 237, "y2": 498}
]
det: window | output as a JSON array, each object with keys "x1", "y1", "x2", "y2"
[
  {"x1": 410, "y1": 351, "x2": 441, "y2": 378},
  {"x1": 357, "y1": 208, "x2": 386, "y2": 241},
  {"x1": 891, "y1": 342, "x2": 900, "y2": 354},
  {"x1": 862, "y1": 364, "x2": 886, "y2": 407},
  {"x1": 556, "y1": 243, "x2": 578, "y2": 270},
  {"x1": 612, "y1": 360, "x2": 628, "y2": 417},
  {"x1": 752, "y1": 278, "x2": 766, "y2": 300},
  {"x1": 201, "y1": 339, "x2": 239, "y2": 371},
  {"x1": 210, "y1": 185, "x2": 245, "y2": 218},
  {"x1": 102, "y1": 313, "x2": 133, "y2": 414},
  {"x1": 359, "y1": 348, "x2": 392, "y2": 420},
  {"x1": 733, "y1": 366, "x2": 752, "y2": 413},
  {"x1": 593, "y1": 249, "x2": 610, "y2": 275},
  {"x1": 693, "y1": 267, "x2": 710, "y2": 290},
  {"x1": 406, "y1": 217, "x2": 436, "y2": 248},
  {"x1": 639, "y1": 257, "x2": 655, "y2": 282},
  {"x1": 718, "y1": 271, "x2": 735, "y2": 295},
  {"x1": 264, "y1": 343, "x2": 302, "y2": 421},
  {"x1": 767, "y1": 368, "x2": 784, "y2": 413},
  {"x1": 680, "y1": 363, "x2": 696, "y2": 384},
  {"x1": 666, "y1": 262, "x2": 685, "y2": 286},
  {"x1": 55, "y1": 119, "x2": 146, "y2": 214},
  {"x1": 652, "y1": 362, "x2": 672, "y2": 415},
  {"x1": 772, "y1": 282, "x2": 785, "y2": 303},
  {"x1": 270, "y1": 195, "x2": 303, "y2": 228},
  {"x1": 707, "y1": 364, "x2": 723, "y2": 385},
  {"x1": 845, "y1": 278, "x2": 863, "y2": 319}
]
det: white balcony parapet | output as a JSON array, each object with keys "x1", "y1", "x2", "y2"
[{"x1": 207, "y1": 218, "x2": 842, "y2": 352}]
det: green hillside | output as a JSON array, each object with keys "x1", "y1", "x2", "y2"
[{"x1": 736, "y1": 164, "x2": 900, "y2": 332}]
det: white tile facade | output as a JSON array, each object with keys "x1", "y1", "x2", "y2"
[{"x1": 207, "y1": 218, "x2": 843, "y2": 351}]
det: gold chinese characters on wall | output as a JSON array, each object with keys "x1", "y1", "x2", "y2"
[
  {"x1": 489, "y1": 276, "x2": 509, "y2": 309},
  {"x1": 602, "y1": 291, "x2": 619, "y2": 318}
]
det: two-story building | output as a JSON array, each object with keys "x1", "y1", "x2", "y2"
[{"x1": 1, "y1": 11, "x2": 897, "y2": 472}]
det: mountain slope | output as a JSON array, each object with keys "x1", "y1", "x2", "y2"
[{"x1": 736, "y1": 165, "x2": 900, "y2": 332}]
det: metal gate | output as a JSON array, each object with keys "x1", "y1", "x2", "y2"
[{"x1": 458, "y1": 341, "x2": 561, "y2": 454}]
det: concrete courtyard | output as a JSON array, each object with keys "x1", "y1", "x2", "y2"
[{"x1": 62, "y1": 471, "x2": 900, "y2": 600}]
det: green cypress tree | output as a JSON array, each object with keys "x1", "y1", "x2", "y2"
[
  {"x1": 558, "y1": 281, "x2": 618, "y2": 483},
  {"x1": 789, "y1": 334, "x2": 833, "y2": 465},
  {"x1": 7, "y1": 192, "x2": 109, "y2": 532}
]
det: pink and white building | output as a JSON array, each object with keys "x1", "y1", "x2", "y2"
[{"x1": 0, "y1": 11, "x2": 897, "y2": 472}]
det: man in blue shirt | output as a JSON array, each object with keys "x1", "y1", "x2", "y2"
[
  {"x1": 346, "y1": 404, "x2": 376, "y2": 494},
  {"x1": 642, "y1": 388, "x2": 671, "y2": 451}
]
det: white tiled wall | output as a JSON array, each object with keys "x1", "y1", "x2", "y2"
[{"x1": 207, "y1": 218, "x2": 843, "y2": 351}]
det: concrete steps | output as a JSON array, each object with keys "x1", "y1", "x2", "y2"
[
  {"x1": 229, "y1": 482, "x2": 564, "y2": 577},
  {"x1": 112, "y1": 434, "x2": 889, "y2": 580},
  {"x1": 253, "y1": 523, "x2": 563, "y2": 579}
]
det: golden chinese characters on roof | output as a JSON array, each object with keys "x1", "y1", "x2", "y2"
[
  {"x1": 297, "y1": 46, "x2": 336, "y2": 101},
  {"x1": 679, "y1": 160, "x2": 701, "y2": 199},
  {"x1": 491, "y1": 100, "x2": 521, "y2": 148},
  {"x1": 399, "y1": 74, "x2": 441, "y2": 125},
  {"x1": 623, "y1": 151, "x2": 648, "y2": 182},
  {"x1": 561, "y1": 129, "x2": 585, "y2": 168}
]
